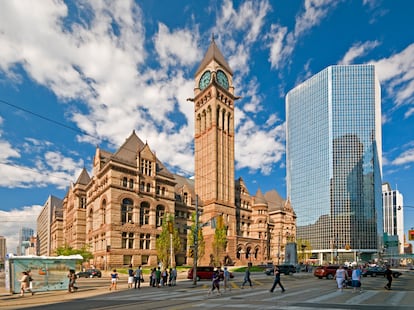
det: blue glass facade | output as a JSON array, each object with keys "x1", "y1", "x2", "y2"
[{"x1": 286, "y1": 65, "x2": 383, "y2": 262}]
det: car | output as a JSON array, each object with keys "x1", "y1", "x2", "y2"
[
  {"x1": 76, "y1": 269, "x2": 102, "y2": 278},
  {"x1": 187, "y1": 266, "x2": 234, "y2": 281},
  {"x1": 362, "y1": 267, "x2": 402, "y2": 278},
  {"x1": 313, "y1": 265, "x2": 352, "y2": 280},
  {"x1": 265, "y1": 264, "x2": 296, "y2": 275}
]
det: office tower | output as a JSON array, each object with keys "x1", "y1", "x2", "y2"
[
  {"x1": 37, "y1": 195, "x2": 63, "y2": 256},
  {"x1": 382, "y1": 183, "x2": 404, "y2": 254},
  {"x1": 18, "y1": 227, "x2": 34, "y2": 256},
  {"x1": 286, "y1": 65, "x2": 383, "y2": 263},
  {"x1": 0, "y1": 236, "x2": 6, "y2": 267}
]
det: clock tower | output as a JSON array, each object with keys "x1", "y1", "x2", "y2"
[{"x1": 192, "y1": 38, "x2": 237, "y2": 264}]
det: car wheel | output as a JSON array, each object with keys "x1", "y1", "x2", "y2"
[
  {"x1": 318, "y1": 277, "x2": 322, "y2": 279},
  {"x1": 394, "y1": 274, "x2": 399, "y2": 278},
  {"x1": 196, "y1": 276, "x2": 200, "y2": 281},
  {"x1": 327, "y1": 274, "x2": 334, "y2": 280},
  {"x1": 372, "y1": 273, "x2": 376, "y2": 277}
]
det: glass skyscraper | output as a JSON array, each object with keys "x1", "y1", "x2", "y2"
[{"x1": 286, "y1": 65, "x2": 383, "y2": 263}]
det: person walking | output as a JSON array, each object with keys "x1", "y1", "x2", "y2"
[
  {"x1": 208, "y1": 269, "x2": 221, "y2": 295},
  {"x1": 109, "y1": 269, "x2": 119, "y2": 291},
  {"x1": 334, "y1": 265, "x2": 347, "y2": 291},
  {"x1": 67, "y1": 269, "x2": 78, "y2": 293},
  {"x1": 127, "y1": 264, "x2": 134, "y2": 289},
  {"x1": 384, "y1": 265, "x2": 393, "y2": 290},
  {"x1": 351, "y1": 266, "x2": 362, "y2": 293},
  {"x1": 241, "y1": 265, "x2": 252, "y2": 288},
  {"x1": 19, "y1": 271, "x2": 33, "y2": 297},
  {"x1": 223, "y1": 267, "x2": 231, "y2": 291},
  {"x1": 269, "y1": 266, "x2": 285, "y2": 293}
]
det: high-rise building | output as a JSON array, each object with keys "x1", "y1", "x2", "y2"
[
  {"x1": 37, "y1": 195, "x2": 63, "y2": 256},
  {"x1": 382, "y1": 183, "x2": 404, "y2": 254},
  {"x1": 18, "y1": 227, "x2": 34, "y2": 256},
  {"x1": 0, "y1": 236, "x2": 6, "y2": 267},
  {"x1": 286, "y1": 64, "x2": 383, "y2": 264}
]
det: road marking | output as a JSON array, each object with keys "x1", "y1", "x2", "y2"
[
  {"x1": 306, "y1": 290, "x2": 344, "y2": 303},
  {"x1": 384, "y1": 291, "x2": 406, "y2": 306},
  {"x1": 344, "y1": 290, "x2": 378, "y2": 304},
  {"x1": 262, "y1": 287, "x2": 321, "y2": 302}
]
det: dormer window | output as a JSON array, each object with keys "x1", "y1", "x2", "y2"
[{"x1": 140, "y1": 159, "x2": 152, "y2": 176}]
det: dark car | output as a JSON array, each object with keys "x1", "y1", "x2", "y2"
[
  {"x1": 76, "y1": 269, "x2": 102, "y2": 278},
  {"x1": 265, "y1": 264, "x2": 296, "y2": 275},
  {"x1": 187, "y1": 266, "x2": 234, "y2": 281},
  {"x1": 313, "y1": 265, "x2": 352, "y2": 280},
  {"x1": 362, "y1": 267, "x2": 402, "y2": 278}
]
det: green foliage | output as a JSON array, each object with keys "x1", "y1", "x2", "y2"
[
  {"x1": 156, "y1": 213, "x2": 181, "y2": 268},
  {"x1": 55, "y1": 244, "x2": 93, "y2": 262},
  {"x1": 188, "y1": 212, "x2": 205, "y2": 263},
  {"x1": 212, "y1": 215, "x2": 227, "y2": 265},
  {"x1": 297, "y1": 239, "x2": 312, "y2": 262}
]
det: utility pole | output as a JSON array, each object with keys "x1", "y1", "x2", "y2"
[{"x1": 193, "y1": 195, "x2": 199, "y2": 285}]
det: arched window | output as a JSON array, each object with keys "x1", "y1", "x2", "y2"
[
  {"x1": 121, "y1": 198, "x2": 134, "y2": 224},
  {"x1": 156, "y1": 205, "x2": 165, "y2": 227},
  {"x1": 122, "y1": 177, "x2": 128, "y2": 187},
  {"x1": 129, "y1": 179, "x2": 134, "y2": 189},
  {"x1": 146, "y1": 183, "x2": 151, "y2": 192},
  {"x1": 140, "y1": 202, "x2": 150, "y2": 225}
]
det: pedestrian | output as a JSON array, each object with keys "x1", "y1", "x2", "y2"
[
  {"x1": 67, "y1": 269, "x2": 78, "y2": 293},
  {"x1": 134, "y1": 265, "x2": 142, "y2": 289},
  {"x1": 27, "y1": 269, "x2": 34, "y2": 292},
  {"x1": 155, "y1": 267, "x2": 161, "y2": 288},
  {"x1": 351, "y1": 265, "x2": 362, "y2": 293},
  {"x1": 334, "y1": 265, "x2": 347, "y2": 291},
  {"x1": 127, "y1": 264, "x2": 134, "y2": 289},
  {"x1": 19, "y1": 271, "x2": 33, "y2": 297},
  {"x1": 384, "y1": 265, "x2": 393, "y2": 290},
  {"x1": 162, "y1": 269, "x2": 168, "y2": 286},
  {"x1": 109, "y1": 269, "x2": 119, "y2": 291},
  {"x1": 241, "y1": 265, "x2": 252, "y2": 288},
  {"x1": 223, "y1": 266, "x2": 231, "y2": 291},
  {"x1": 269, "y1": 266, "x2": 285, "y2": 293},
  {"x1": 170, "y1": 267, "x2": 177, "y2": 286},
  {"x1": 208, "y1": 269, "x2": 221, "y2": 295},
  {"x1": 150, "y1": 268, "x2": 156, "y2": 287}
]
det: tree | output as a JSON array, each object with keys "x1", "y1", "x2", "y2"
[
  {"x1": 155, "y1": 213, "x2": 181, "y2": 268},
  {"x1": 212, "y1": 215, "x2": 227, "y2": 266},
  {"x1": 188, "y1": 212, "x2": 205, "y2": 263},
  {"x1": 296, "y1": 238, "x2": 312, "y2": 263},
  {"x1": 55, "y1": 244, "x2": 93, "y2": 263}
]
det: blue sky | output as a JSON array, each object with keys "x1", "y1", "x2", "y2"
[{"x1": 1, "y1": 0, "x2": 413, "y2": 253}]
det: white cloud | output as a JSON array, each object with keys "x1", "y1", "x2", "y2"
[
  {"x1": 370, "y1": 43, "x2": 414, "y2": 107},
  {"x1": 339, "y1": 40, "x2": 380, "y2": 65},
  {"x1": 0, "y1": 205, "x2": 42, "y2": 254},
  {"x1": 267, "y1": 0, "x2": 339, "y2": 70},
  {"x1": 392, "y1": 148, "x2": 414, "y2": 166}
]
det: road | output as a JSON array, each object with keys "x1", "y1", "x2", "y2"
[{"x1": 2, "y1": 270, "x2": 414, "y2": 310}]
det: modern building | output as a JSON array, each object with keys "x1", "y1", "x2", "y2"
[
  {"x1": 382, "y1": 182, "x2": 404, "y2": 254},
  {"x1": 17, "y1": 227, "x2": 34, "y2": 256},
  {"x1": 37, "y1": 195, "x2": 63, "y2": 256},
  {"x1": 286, "y1": 64, "x2": 383, "y2": 264},
  {"x1": 60, "y1": 39, "x2": 296, "y2": 268},
  {"x1": 0, "y1": 236, "x2": 6, "y2": 268}
]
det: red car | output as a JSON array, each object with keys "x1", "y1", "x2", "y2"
[
  {"x1": 314, "y1": 265, "x2": 352, "y2": 279},
  {"x1": 187, "y1": 266, "x2": 234, "y2": 281}
]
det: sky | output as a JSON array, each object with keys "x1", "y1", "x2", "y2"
[{"x1": 0, "y1": 0, "x2": 414, "y2": 254}]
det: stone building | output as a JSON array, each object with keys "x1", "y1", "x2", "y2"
[{"x1": 61, "y1": 39, "x2": 296, "y2": 268}]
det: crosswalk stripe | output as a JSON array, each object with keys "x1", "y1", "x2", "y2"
[
  {"x1": 384, "y1": 291, "x2": 406, "y2": 306},
  {"x1": 262, "y1": 287, "x2": 321, "y2": 302},
  {"x1": 344, "y1": 290, "x2": 378, "y2": 304}
]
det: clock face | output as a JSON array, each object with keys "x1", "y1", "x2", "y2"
[
  {"x1": 199, "y1": 71, "x2": 211, "y2": 90},
  {"x1": 216, "y1": 70, "x2": 229, "y2": 89}
]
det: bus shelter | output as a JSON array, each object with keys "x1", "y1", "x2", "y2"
[{"x1": 5, "y1": 254, "x2": 83, "y2": 294}]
